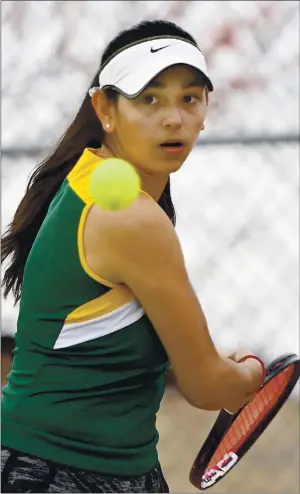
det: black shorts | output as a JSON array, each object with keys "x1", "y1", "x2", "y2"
[{"x1": 1, "y1": 447, "x2": 169, "y2": 493}]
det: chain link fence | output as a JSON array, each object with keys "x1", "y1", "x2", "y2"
[{"x1": 2, "y1": 1, "x2": 299, "y2": 492}]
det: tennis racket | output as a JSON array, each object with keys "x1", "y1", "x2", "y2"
[{"x1": 189, "y1": 352, "x2": 300, "y2": 490}]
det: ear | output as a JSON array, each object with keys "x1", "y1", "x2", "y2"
[{"x1": 91, "y1": 91, "x2": 114, "y2": 133}]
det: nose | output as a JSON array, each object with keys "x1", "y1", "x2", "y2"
[{"x1": 162, "y1": 107, "x2": 183, "y2": 129}]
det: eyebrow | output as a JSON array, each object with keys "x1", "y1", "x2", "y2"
[{"x1": 146, "y1": 79, "x2": 205, "y2": 89}]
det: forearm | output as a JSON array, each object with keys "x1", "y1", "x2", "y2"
[
  {"x1": 165, "y1": 348, "x2": 236, "y2": 390},
  {"x1": 169, "y1": 353, "x2": 261, "y2": 412}
]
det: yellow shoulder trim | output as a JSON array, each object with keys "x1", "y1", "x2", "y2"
[
  {"x1": 77, "y1": 203, "x2": 117, "y2": 288},
  {"x1": 67, "y1": 148, "x2": 102, "y2": 205},
  {"x1": 67, "y1": 148, "x2": 156, "y2": 206},
  {"x1": 72, "y1": 149, "x2": 156, "y2": 287}
]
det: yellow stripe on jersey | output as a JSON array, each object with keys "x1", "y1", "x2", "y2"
[
  {"x1": 65, "y1": 285, "x2": 136, "y2": 324},
  {"x1": 68, "y1": 148, "x2": 117, "y2": 287},
  {"x1": 54, "y1": 286, "x2": 145, "y2": 349},
  {"x1": 77, "y1": 203, "x2": 117, "y2": 288},
  {"x1": 67, "y1": 147, "x2": 152, "y2": 206},
  {"x1": 67, "y1": 147, "x2": 154, "y2": 301},
  {"x1": 67, "y1": 148, "x2": 101, "y2": 205}
]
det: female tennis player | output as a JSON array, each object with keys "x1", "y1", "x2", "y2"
[{"x1": 1, "y1": 20, "x2": 265, "y2": 493}]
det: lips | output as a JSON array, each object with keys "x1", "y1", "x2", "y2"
[
  {"x1": 160, "y1": 141, "x2": 183, "y2": 148},
  {"x1": 159, "y1": 141, "x2": 185, "y2": 154}
]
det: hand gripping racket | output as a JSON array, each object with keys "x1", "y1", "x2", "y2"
[{"x1": 189, "y1": 353, "x2": 300, "y2": 490}]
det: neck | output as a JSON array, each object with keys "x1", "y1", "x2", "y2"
[
  {"x1": 97, "y1": 144, "x2": 169, "y2": 202},
  {"x1": 138, "y1": 170, "x2": 169, "y2": 202}
]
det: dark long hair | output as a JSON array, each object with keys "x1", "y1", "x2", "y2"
[{"x1": 2, "y1": 20, "x2": 198, "y2": 303}]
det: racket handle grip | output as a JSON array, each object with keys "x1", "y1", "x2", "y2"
[{"x1": 238, "y1": 354, "x2": 267, "y2": 385}]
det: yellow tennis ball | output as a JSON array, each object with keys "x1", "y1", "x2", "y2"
[{"x1": 90, "y1": 158, "x2": 141, "y2": 211}]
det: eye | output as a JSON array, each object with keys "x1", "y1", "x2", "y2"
[
  {"x1": 143, "y1": 94, "x2": 158, "y2": 105},
  {"x1": 183, "y1": 95, "x2": 198, "y2": 104}
]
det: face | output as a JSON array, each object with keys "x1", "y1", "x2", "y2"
[{"x1": 96, "y1": 64, "x2": 208, "y2": 175}]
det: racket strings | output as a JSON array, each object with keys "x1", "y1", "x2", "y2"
[{"x1": 206, "y1": 365, "x2": 294, "y2": 472}]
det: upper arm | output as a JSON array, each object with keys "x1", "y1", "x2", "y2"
[{"x1": 86, "y1": 196, "x2": 221, "y2": 406}]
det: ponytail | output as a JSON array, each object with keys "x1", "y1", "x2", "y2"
[{"x1": 1, "y1": 73, "x2": 103, "y2": 303}]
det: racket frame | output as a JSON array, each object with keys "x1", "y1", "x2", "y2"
[{"x1": 189, "y1": 353, "x2": 300, "y2": 490}]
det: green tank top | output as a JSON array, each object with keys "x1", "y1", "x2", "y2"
[{"x1": 1, "y1": 148, "x2": 169, "y2": 476}]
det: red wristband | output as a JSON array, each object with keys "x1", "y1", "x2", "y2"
[{"x1": 238, "y1": 354, "x2": 267, "y2": 386}]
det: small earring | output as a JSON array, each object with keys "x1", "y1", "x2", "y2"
[{"x1": 105, "y1": 123, "x2": 110, "y2": 130}]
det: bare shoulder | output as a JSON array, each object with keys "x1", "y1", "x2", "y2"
[
  {"x1": 84, "y1": 192, "x2": 183, "y2": 284},
  {"x1": 90, "y1": 192, "x2": 173, "y2": 243}
]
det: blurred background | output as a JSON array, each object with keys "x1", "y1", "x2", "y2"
[{"x1": 1, "y1": 1, "x2": 299, "y2": 492}]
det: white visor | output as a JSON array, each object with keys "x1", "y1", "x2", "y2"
[{"x1": 89, "y1": 37, "x2": 213, "y2": 98}]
